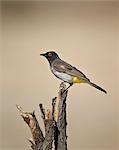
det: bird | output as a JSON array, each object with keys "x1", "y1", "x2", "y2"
[{"x1": 40, "y1": 51, "x2": 107, "y2": 94}]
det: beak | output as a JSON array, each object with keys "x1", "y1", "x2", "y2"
[{"x1": 40, "y1": 53, "x2": 46, "y2": 57}]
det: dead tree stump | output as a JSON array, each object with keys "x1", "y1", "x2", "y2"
[{"x1": 17, "y1": 83, "x2": 68, "y2": 150}]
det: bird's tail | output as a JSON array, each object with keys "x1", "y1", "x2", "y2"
[{"x1": 88, "y1": 82, "x2": 107, "y2": 94}]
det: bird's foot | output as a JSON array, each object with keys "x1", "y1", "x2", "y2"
[
  {"x1": 60, "y1": 82, "x2": 66, "y2": 90},
  {"x1": 59, "y1": 82, "x2": 73, "y2": 94}
]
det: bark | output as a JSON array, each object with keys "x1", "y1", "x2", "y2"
[
  {"x1": 56, "y1": 83, "x2": 68, "y2": 150},
  {"x1": 39, "y1": 104, "x2": 54, "y2": 150},
  {"x1": 17, "y1": 82, "x2": 68, "y2": 150},
  {"x1": 16, "y1": 105, "x2": 44, "y2": 150}
]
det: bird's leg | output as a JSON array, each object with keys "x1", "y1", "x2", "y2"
[
  {"x1": 60, "y1": 81, "x2": 66, "y2": 88},
  {"x1": 65, "y1": 83, "x2": 73, "y2": 92},
  {"x1": 60, "y1": 82, "x2": 73, "y2": 93}
]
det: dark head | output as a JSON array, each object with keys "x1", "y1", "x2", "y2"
[{"x1": 40, "y1": 51, "x2": 60, "y2": 64}]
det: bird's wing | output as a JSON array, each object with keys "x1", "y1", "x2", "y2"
[
  {"x1": 52, "y1": 59, "x2": 72, "y2": 72},
  {"x1": 52, "y1": 59, "x2": 90, "y2": 82}
]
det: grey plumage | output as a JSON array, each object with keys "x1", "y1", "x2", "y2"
[{"x1": 40, "y1": 51, "x2": 107, "y2": 94}]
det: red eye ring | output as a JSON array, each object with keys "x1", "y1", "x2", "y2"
[{"x1": 48, "y1": 53, "x2": 52, "y2": 57}]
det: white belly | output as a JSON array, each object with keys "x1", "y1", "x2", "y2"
[{"x1": 51, "y1": 69, "x2": 72, "y2": 83}]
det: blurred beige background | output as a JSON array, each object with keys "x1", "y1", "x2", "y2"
[{"x1": 1, "y1": 1, "x2": 119, "y2": 150}]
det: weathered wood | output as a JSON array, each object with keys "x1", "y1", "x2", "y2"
[
  {"x1": 16, "y1": 105, "x2": 44, "y2": 150},
  {"x1": 52, "y1": 97, "x2": 59, "y2": 150},
  {"x1": 39, "y1": 104, "x2": 54, "y2": 150},
  {"x1": 17, "y1": 82, "x2": 68, "y2": 150},
  {"x1": 43, "y1": 119, "x2": 53, "y2": 150},
  {"x1": 57, "y1": 83, "x2": 68, "y2": 150}
]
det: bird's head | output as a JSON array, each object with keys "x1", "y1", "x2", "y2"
[{"x1": 40, "y1": 51, "x2": 59, "y2": 63}]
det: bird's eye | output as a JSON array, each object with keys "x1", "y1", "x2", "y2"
[{"x1": 48, "y1": 53, "x2": 52, "y2": 57}]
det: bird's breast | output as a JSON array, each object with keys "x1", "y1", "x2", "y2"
[{"x1": 51, "y1": 68, "x2": 72, "y2": 83}]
